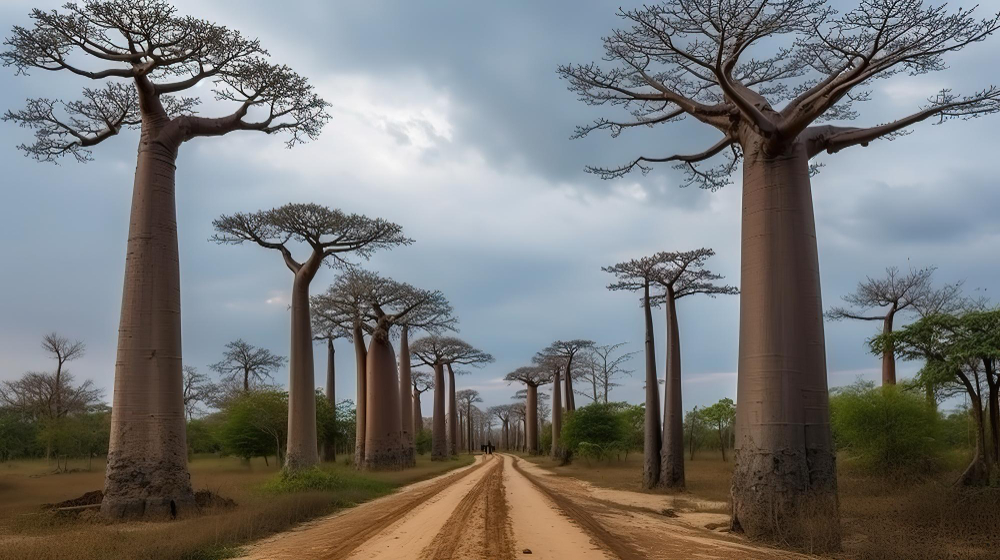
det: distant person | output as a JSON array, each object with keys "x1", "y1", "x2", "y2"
[{"x1": 487, "y1": 441, "x2": 494, "y2": 455}]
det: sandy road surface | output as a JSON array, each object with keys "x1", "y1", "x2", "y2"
[{"x1": 238, "y1": 454, "x2": 812, "y2": 560}]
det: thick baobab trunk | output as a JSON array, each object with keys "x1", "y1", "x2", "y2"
[
  {"x1": 447, "y1": 363, "x2": 459, "y2": 457},
  {"x1": 660, "y1": 288, "x2": 684, "y2": 489},
  {"x1": 285, "y1": 271, "x2": 319, "y2": 472},
  {"x1": 503, "y1": 420, "x2": 510, "y2": 450},
  {"x1": 882, "y1": 310, "x2": 896, "y2": 386},
  {"x1": 103, "y1": 135, "x2": 195, "y2": 519},
  {"x1": 642, "y1": 282, "x2": 661, "y2": 489},
  {"x1": 353, "y1": 325, "x2": 367, "y2": 467},
  {"x1": 565, "y1": 360, "x2": 576, "y2": 412},
  {"x1": 552, "y1": 368, "x2": 562, "y2": 459},
  {"x1": 731, "y1": 141, "x2": 839, "y2": 549},
  {"x1": 431, "y1": 363, "x2": 448, "y2": 460},
  {"x1": 398, "y1": 327, "x2": 415, "y2": 466},
  {"x1": 323, "y1": 339, "x2": 336, "y2": 462},
  {"x1": 363, "y1": 336, "x2": 404, "y2": 469},
  {"x1": 527, "y1": 384, "x2": 539, "y2": 454},
  {"x1": 467, "y1": 405, "x2": 474, "y2": 453}
]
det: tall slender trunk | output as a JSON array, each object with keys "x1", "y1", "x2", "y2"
[
  {"x1": 323, "y1": 339, "x2": 336, "y2": 462},
  {"x1": 363, "y1": 335, "x2": 403, "y2": 470},
  {"x1": 431, "y1": 363, "x2": 447, "y2": 460},
  {"x1": 564, "y1": 357, "x2": 576, "y2": 412},
  {"x1": 591, "y1": 376, "x2": 598, "y2": 403},
  {"x1": 447, "y1": 363, "x2": 459, "y2": 456},
  {"x1": 467, "y1": 404, "x2": 473, "y2": 453},
  {"x1": 398, "y1": 327, "x2": 415, "y2": 466},
  {"x1": 660, "y1": 287, "x2": 684, "y2": 488},
  {"x1": 957, "y1": 370, "x2": 990, "y2": 485},
  {"x1": 353, "y1": 325, "x2": 367, "y2": 467},
  {"x1": 882, "y1": 309, "x2": 896, "y2": 386},
  {"x1": 102, "y1": 126, "x2": 194, "y2": 519},
  {"x1": 285, "y1": 269, "x2": 319, "y2": 472},
  {"x1": 688, "y1": 406, "x2": 698, "y2": 461},
  {"x1": 642, "y1": 281, "x2": 661, "y2": 488},
  {"x1": 552, "y1": 369, "x2": 562, "y2": 459},
  {"x1": 527, "y1": 384, "x2": 539, "y2": 455},
  {"x1": 731, "y1": 140, "x2": 839, "y2": 548},
  {"x1": 54, "y1": 360, "x2": 63, "y2": 419},
  {"x1": 719, "y1": 424, "x2": 727, "y2": 462},
  {"x1": 503, "y1": 419, "x2": 510, "y2": 450},
  {"x1": 413, "y1": 389, "x2": 423, "y2": 437}
]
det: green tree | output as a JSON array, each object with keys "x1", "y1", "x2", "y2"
[
  {"x1": 830, "y1": 381, "x2": 942, "y2": 475},
  {"x1": 187, "y1": 416, "x2": 224, "y2": 455},
  {"x1": 415, "y1": 429, "x2": 432, "y2": 456},
  {"x1": 0, "y1": 409, "x2": 38, "y2": 461},
  {"x1": 221, "y1": 390, "x2": 288, "y2": 465},
  {"x1": 700, "y1": 398, "x2": 736, "y2": 462}
]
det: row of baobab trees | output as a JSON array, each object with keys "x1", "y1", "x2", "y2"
[{"x1": 6, "y1": 0, "x2": 1000, "y2": 550}]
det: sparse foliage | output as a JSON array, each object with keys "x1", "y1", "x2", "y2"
[{"x1": 210, "y1": 339, "x2": 286, "y2": 393}]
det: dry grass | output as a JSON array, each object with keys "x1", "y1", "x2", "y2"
[
  {"x1": 0, "y1": 453, "x2": 473, "y2": 560},
  {"x1": 523, "y1": 449, "x2": 1000, "y2": 560}
]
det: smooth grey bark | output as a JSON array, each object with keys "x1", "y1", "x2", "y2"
[
  {"x1": 324, "y1": 338, "x2": 336, "y2": 462},
  {"x1": 551, "y1": 367, "x2": 562, "y2": 459},
  {"x1": 285, "y1": 263, "x2": 321, "y2": 471},
  {"x1": 353, "y1": 325, "x2": 367, "y2": 467},
  {"x1": 642, "y1": 281, "x2": 661, "y2": 489},
  {"x1": 731, "y1": 140, "x2": 838, "y2": 545},
  {"x1": 103, "y1": 124, "x2": 194, "y2": 519},
  {"x1": 526, "y1": 384, "x2": 539, "y2": 454},
  {"x1": 660, "y1": 286, "x2": 684, "y2": 488},
  {"x1": 413, "y1": 389, "x2": 424, "y2": 437},
  {"x1": 447, "y1": 363, "x2": 459, "y2": 456},
  {"x1": 363, "y1": 335, "x2": 404, "y2": 469},
  {"x1": 564, "y1": 361, "x2": 576, "y2": 412},
  {"x1": 431, "y1": 363, "x2": 447, "y2": 460},
  {"x1": 398, "y1": 326, "x2": 415, "y2": 466}
]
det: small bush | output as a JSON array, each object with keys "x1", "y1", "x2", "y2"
[
  {"x1": 830, "y1": 382, "x2": 944, "y2": 475},
  {"x1": 415, "y1": 429, "x2": 432, "y2": 456},
  {"x1": 262, "y1": 467, "x2": 392, "y2": 495}
]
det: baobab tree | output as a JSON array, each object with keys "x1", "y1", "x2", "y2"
[
  {"x1": 491, "y1": 404, "x2": 514, "y2": 450},
  {"x1": 603, "y1": 256, "x2": 663, "y2": 487},
  {"x1": 210, "y1": 339, "x2": 286, "y2": 393},
  {"x1": 510, "y1": 401, "x2": 527, "y2": 452},
  {"x1": 311, "y1": 310, "x2": 346, "y2": 462},
  {"x1": 411, "y1": 370, "x2": 433, "y2": 435},
  {"x1": 533, "y1": 350, "x2": 567, "y2": 459},
  {"x1": 543, "y1": 340, "x2": 595, "y2": 412},
  {"x1": 313, "y1": 269, "x2": 376, "y2": 466},
  {"x1": 361, "y1": 274, "x2": 453, "y2": 469},
  {"x1": 654, "y1": 248, "x2": 738, "y2": 489},
  {"x1": 3, "y1": 0, "x2": 329, "y2": 518},
  {"x1": 41, "y1": 333, "x2": 85, "y2": 419},
  {"x1": 827, "y1": 266, "x2": 955, "y2": 385},
  {"x1": 505, "y1": 366, "x2": 553, "y2": 455},
  {"x1": 410, "y1": 336, "x2": 494, "y2": 460},
  {"x1": 563, "y1": 0, "x2": 1000, "y2": 545},
  {"x1": 212, "y1": 204, "x2": 409, "y2": 471},
  {"x1": 457, "y1": 389, "x2": 483, "y2": 454}
]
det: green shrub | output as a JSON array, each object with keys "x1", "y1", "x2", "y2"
[
  {"x1": 262, "y1": 466, "x2": 391, "y2": 494},
  {"x1": 415, "y1": 428, "x2": 432, "y2": 455},
  {"x1": 830, "y1": 382, "x2": 944, "y2": 475},
  {"x1": 562, "y1": 403, "x2": 624, "y2": 454}
]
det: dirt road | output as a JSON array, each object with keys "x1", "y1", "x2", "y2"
[{"x1": 238, "y1": 454, "x2": 810, "y2": 560}]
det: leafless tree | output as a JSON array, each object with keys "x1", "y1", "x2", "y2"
[
  {"x1": 457, "y1": 389, "x2": 483, "y2": 454},
  {"x1": 181, "y1": 366, "x2": 215, "y2": 420},
  {"x1": 543, "y1": 339, "x2": 595, "y2": 412},
  {"x1": 411, "y1": 370, "x2": 433, "y2": 434},
  {"x1": 40, "y1": 333, "x2": 85, "y2": 418},
  {"x1": 653, "y1": 248, "x2": 738, "y2": 489},
  {"x1": 0, "y1": 371, "x2": 103, "y2": 420},
  {"x1": 212, "y1": 204, "x2": 410, "y2": 472},
  {"x1": 563, "y1": 0, "x2": 1000, "y2": 543},
  {"x1": 311, "y1": 310, "x2": 346, "y2": 462},
  {"x1": 410, "y1": 336, "x2": 494, "y2": 460},
  {"x1": 506, "y1": 365, "x2": 555, "y2": 456},
  {"x1": 490, "y1": 404, "x2": 515, "y2": 451},
  {"x1": 3, "y1": 0, "x2": 330, "y2": 519},
  {"x1": 603, "y1": 255, "x2": 663, "y2": 487},
  {"x1": 209, "y1": 339, "x2": 286, "y2": 393},
  {"x1": 590, "y1": 342, "x2": 636, "y2": 403},
  {"x1": 571, "y1": 351, "x2": 603, "y2": 404},
  {"x1": 532, "y1": 350, "x2": 568, "y2": 459},
  {"x1": 827, "y1": 266, "x2": 958, "y2": 385},
  {"x1": 360, "y1": 272, "x2": 454, "y2": 470}
]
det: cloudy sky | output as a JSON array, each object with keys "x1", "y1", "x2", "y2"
[{"x1": 1, "y1": 0, "x2": 998, "y2": 416}]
